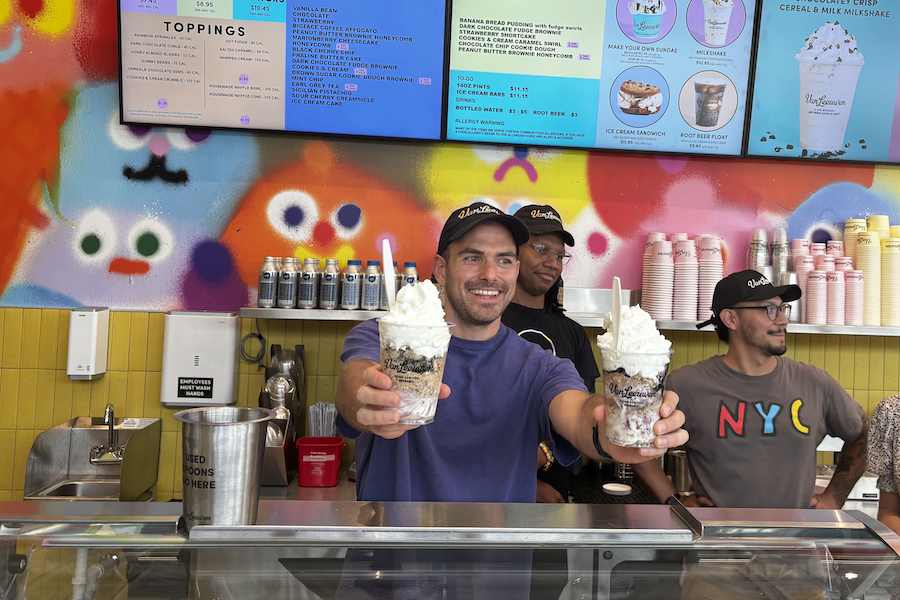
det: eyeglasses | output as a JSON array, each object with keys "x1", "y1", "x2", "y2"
[
  {"x1": 523, "y1": 243, "x2": 572, "y2": 265},
  {"x1": 730, "y1": 304, "x2": 791, "y2": 321}
]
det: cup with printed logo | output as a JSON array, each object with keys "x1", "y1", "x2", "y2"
[
  {"x1": 601, "y1": 349, "x2": 674, "y2": 448},
  {"x1": 796, "y1": 22, "x2": 864, "y2": 152},
  {"x1": 702, "y1": 0, "x2": 735, "y2": 46}
]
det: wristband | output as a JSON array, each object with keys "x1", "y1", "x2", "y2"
[
  {"x1": 538, "y1": 442, "x2": 554, "y2": 471},
  {"x1": 592, "y1": 423, "x2": 614, "y2": 460}
]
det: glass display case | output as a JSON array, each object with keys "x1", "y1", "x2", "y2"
[{"x1": 1, "y1": 499, "x2": 898, "y2": 600}]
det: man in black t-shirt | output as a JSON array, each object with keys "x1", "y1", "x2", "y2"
[{"x1": 501, "y1": 204, "x2": 601, "y2": 503}]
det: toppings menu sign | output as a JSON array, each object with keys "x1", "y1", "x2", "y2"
[
  {"x1": 747, "y1": 1, "x2": 900, "y2": 162},
  {"x1": 119, "y1": 0, "x2": 447, "y2": 140},
  {"x1": 445, "y1": 0, "x2": 757, "y2": 155}
]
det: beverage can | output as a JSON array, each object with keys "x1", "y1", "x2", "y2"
[
  {"x1": 320, "y1": 259, "x2": 340, "y2": 310},
  {"x1": 380, "y1": 261, "x2": 401, "y2": 310},
  {"x1": 361, "y1": 261, "x2": 382, "y2": 311},
  {"x1": 340, "y1": 260, "x2": 362, "y2": 310},
  {"x1": 402, "y1": 262, "x2": 419, "y2": 287},
  {"x1": 276, "y1": 257, "x2": 299, "y2": 308},
  {"x1": 257, "y1": 257, "x2": 279, "y2": 308},
  {"x1": 297, "y1": 258, "x2": 320, "y2": 309}
]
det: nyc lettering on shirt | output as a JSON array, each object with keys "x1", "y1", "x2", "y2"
[{"x1": 717, "y1": 399, "x2": 809, "y2": 438}]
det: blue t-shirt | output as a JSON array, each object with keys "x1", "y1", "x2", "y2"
[{"x1": 337, "y1": 319, "x2": 587, "y2": 502}]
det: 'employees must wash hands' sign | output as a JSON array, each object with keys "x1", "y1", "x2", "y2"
[{"x1": 178, "y1": 377, "x2": 214, "y2": 399}]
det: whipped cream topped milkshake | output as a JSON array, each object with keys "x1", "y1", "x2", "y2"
[
  {"x1": 629, "y1": 0, "x2": 666, "y2": 38},
  {"x1": 795, "y1": 21, "x2": 864, "y2": 152},
  {"x1": 379, "y1": 280, "x2": 453, "y2": 425},
  {"x1": 597, "y1": 305, "x2": 673, "y2": 448},
  {"x1": 703, "y1": 0, "x2": 734, "y2": 46}
]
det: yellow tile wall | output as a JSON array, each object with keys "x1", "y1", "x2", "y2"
[
  {"x1": 0, "y1": 309, "x2": 893, "y2": 500},
  {"x1": 0, "y1": 309, "x2": 354, "y2": 501}
]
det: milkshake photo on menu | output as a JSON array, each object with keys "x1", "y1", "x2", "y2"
[
  {"x1": 686, "y1": 0, "x2": 746, "y2": 48},
  {"x1": 796, "y1": 21, "x2": 865, "y2": 154},
  {"x1": 747, "y1": 1, "x2": 897, "y2": 162}
]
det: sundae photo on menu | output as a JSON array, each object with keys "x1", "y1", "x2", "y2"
[
  {"x1": 629, "y1": 0, "x2": 666, "y2": 39},
  {"x1": 703, "y1": 0, "x2": 735, "y2": 46},
  {"x1": 618, "y1": 80, "x2": 663, "y2": 115},
  {"x1": 795, "y1": 21, "x2": 865, "y2": 153}
]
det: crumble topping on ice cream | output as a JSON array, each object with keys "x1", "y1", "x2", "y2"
[{"x1": 795, "y1": 21, "x2": 864, "y2": 65}]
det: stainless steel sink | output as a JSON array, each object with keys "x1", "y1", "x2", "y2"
[
  {"x1": 24, "y1": 416, "x2": 161, "y2": 502},
  {"x1": 38, "y1": 480, "x2": 120, "y2": 500}
]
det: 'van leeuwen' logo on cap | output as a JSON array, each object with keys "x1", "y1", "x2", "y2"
[
  {"x1": 747, "y1": 275, "x2": 770, "y2": 289},
  {"x1": 530, "y1": 209, "x2": 562, "y2": 223},
  {"x1": 458, "y1": 205, "x2": 500, "y2": 219}
]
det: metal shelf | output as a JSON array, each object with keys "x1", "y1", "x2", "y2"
[
  {"x1": 649, "y1": 319, "x2": 900, "y2": 337},
  {"x1": 239, "y1": 307, "x2": 384, "y2": 321},
  {"x1": 239, "y1": 308, "x2": 900, "y2": 337}
]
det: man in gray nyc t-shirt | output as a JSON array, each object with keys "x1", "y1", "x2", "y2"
[{"x1": 635, "y1": 270, "x2": 868, "y2": 509}]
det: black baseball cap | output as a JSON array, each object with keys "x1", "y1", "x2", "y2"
[
  {"x1": 697, "y1": 270, "x2": 802, "y2": 329},
  {"x1": 437, "y1": 202, "x2": 530, "y2": 255},
  {"x1": 513, "y1": 204, "x2": 575, "y2": 247}
]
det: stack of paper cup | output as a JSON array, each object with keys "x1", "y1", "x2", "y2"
[
  {"x1": 845, "y1": 270, "x2": 864, "y2": 326},
  {"x1": 868, "y1": 215, "x2": 890, "y2": 242},
  {"x1": 671, "y1": 233, "x2": 689, "y2": 242},
  {"x1": 814, "y1": 254, "x2": 835, "y2": 272},
  {"x1": 794, "y1": 255, "x2": 815, "y2": 323},
  {"x1": 642, "y1": 240, "x2": 675, "y2": 321},
  {"x1": 641, "y1": 232, "x2": 667, "y2": 305},
  {"x1": 882, "y1": 238, "x2": 900, "y2": 326},
  {"x1": 810, "y1": 243, "x2": 826, "y2": 256},
  {"x1": 891, "y1": 226, "x2": 900, "y2": 239},
  {"x1": 826, "y1": 271, "x2": 845, "y2": 325},
  {"x1": 673, "y1": 240, "x2": 699, "y2": 320},
  {"x1": 747, "y1": 229, "x2": 769, "y2": 272},
  {"x1": 805, "y1": 271, "x2": 827, "y2": 325},
  {"x1": 826, "y1": 240, "x2": 843, "y2": 256},
  {"x1": 856, "y1": 231, "x2": 881, "y2": 326},
  {"x1": 834, "y1": 256, "x2": 853, "y2": 271},
  {"x1": 698, "y1": 237, "x2": 724, "y2": 322},
  {"x1": 791, "y1": 238, "x2": 810, "y2": 257},
  {"x1": 844, "y1": 219, "x2": 868, "y2": 263}
]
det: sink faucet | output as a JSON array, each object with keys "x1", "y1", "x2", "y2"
[
  {"x1": 104, "y1": 403, "x2": 118, "y2": 451},
  {"x1": 90, "y1": 403, "x2": 123, "y2": 465}
]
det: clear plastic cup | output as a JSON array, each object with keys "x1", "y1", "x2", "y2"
[
  {"x1": 378, "y1": 320, "x2": 453, "y2": 425},
  {"x1": 600, "y1": 349, "x2": 673, "y2": 448}
]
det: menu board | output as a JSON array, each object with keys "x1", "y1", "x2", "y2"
[
  {"x1": 747, "y1": 0, "x2": 900, "y2": 163},
  {"x1": 119, "y1": 0, "x2": 447, "y2": 140},
  {"x1": 445, "y1": 0, "x2": 756, "y2": 155}
]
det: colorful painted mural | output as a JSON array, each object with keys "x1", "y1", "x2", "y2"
[{"x1": 2, "y1": 3, "x2": 900, "y2": 310}]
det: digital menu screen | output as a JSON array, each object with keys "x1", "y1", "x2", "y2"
[
  {"x1": 445, "y1": 0, "x2": 756, "y2": 155},
  {"x1": 118, "y1": 0, "x2": 448, "y2": 140},
  {"x1": 746, "y1": 0, "x2": 900, "y2": 163}
]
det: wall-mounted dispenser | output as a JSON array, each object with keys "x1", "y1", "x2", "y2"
[
  {"x1": 161, "y1": 311, "x2": 239, "y2": 407},
  {"x1": 67, "y1": 307, "x2": 110, "y2": 380}
]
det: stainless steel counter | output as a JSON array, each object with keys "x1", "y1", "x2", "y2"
[{"x1": 259, "y1": 477, "x2": 357, "y2": 502}]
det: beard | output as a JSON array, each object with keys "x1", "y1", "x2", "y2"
[{"x1": 757, "y1": 326, "x2": 788, "y2": 356}]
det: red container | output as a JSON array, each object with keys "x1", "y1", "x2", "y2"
[{"x1": 296, "y1": 437, "x2": 344, "y2": 487}]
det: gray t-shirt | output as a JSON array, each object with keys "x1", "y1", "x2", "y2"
[{"x1": 668, "y1": 355, "x2": 863, "y2": 509}]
